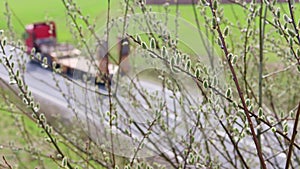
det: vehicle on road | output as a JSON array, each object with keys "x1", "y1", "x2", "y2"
[{"x1": 24, "y1": 21, "x2": 118, "y2": 83}]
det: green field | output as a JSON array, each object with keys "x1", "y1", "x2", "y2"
[
  {"x1": 0, "y1": 0, "x2": 120, "y2": 42},
  {"x1": 1, "y1": 1, "x2": 299, "y2": 45}
]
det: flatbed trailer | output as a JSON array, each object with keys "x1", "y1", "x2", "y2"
[{"x1": 24, "y1": 21, "x2": 117, "y2": 82}]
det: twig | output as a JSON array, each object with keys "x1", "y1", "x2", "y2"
[
  {"x1": 127, "y1": 33, "x2": 300, "y2": 151},
  {"x1": 287, "y1": 0, "x2": 300, "y2": 45},
  {"x1": 285, "y1": 102, "x2": 300, "y2": 169},
  {"x1": 0, "y1": 37, "x2": 74, "y2": 169},
  {"x1": 206, "y1": 0, "x2": 267, "y2": 168},
  {"x1": 2, "y1": 156, "x2": 12, "y2": 169},
  {"x1": 263, "y1": 64, "x2": 295, "y2": 79}
]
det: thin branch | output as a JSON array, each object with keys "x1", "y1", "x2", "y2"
[
  {"x1": 206, "y1": 0, "x2": 267, "y2": 168},
  {"x1": 287, "y1": 0, "x2": 300, "y2": 44},
  {"x1": 2, "y1": 156, "x2": 12, "y2": 169},
  {"x1": 0, "y1": 39, "x2": 74, "y2": 169},
  {"x1": 263, "y1": 64, "x2": 295, "y2": 79},
  {"x1": 285, "y1": 102, "x2": 300, "y2": 169}
]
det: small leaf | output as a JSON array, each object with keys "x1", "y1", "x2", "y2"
[{"x1": 271, "y1": 127, "x2": 276, "y2": 133}]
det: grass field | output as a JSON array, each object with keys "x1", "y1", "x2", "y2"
[
  {"x1": 1, "y1": 1, "x2": 299, "y2": 45},
  {"x1": 0, "y1": 0, "x2": 119, "y2": 42}
]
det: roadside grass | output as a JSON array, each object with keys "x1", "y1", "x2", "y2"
[
  {"x1": 0, "y1": 91, "x2": 55, "y2": 168},
  {"x1": 0, "y1": 88, "x2": 105, "y2": 169}
]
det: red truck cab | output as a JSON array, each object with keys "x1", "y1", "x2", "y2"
[{"x1": 25, "y1": 21, "x2": 57, "y2": 54}]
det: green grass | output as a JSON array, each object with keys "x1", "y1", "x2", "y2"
[
  {"x1": 0, "y1": 0, "x2": 120, "y2": 42},
  {"x1": 0, "y1": 93, "x2": 55, "y2": 168},
  {"x1": 0, "y1": 88, "x2": 106, "y2": 169}
]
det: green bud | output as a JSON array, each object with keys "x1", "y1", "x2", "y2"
[
  {"x1": 258, "y1": 108, "x2": 263, "y2": 118},
  {"x1": 283, "y1": 123, "x2": 288, "y2": 134},
  {"x1": 275, "y1": 8, "x2": 280, "y2": 18},
  {"x1": 217, "y1": 37, "x2": 222, "y2": 48},
  {"x1": 185, "y1": 59, "x2": 191, "y2": 71},
  {"x1": 212, "y1": 18, "x2": 217, "y2": 29},
  {"x1": 62, "y1": 157, "x2": 68, "y2": 167},
  {"x1": 203, "y1": 80, "x2": 208, "y2": 88},
  {"x1": 141, "y1": 42, "x2": 147, "y2": 50},
  {"x1": 231, "y1": 55, "x2": 237, "y2": 64},
  {"x1": 201, "y1": 0, "x2": 207, "y2": 6},
  {"x1": 245, "y1": 98, "x2": 251, "y2": 106},
  {"x1": 1, "y1": 38, "x2": 7, "y2": 46},
  {"x1": 195, "y1": 68, "x2": 201, "y2": 78},
  {"x1": 150, "y1": 38, "x2": 156, "y2": 50},
  {"x1": 290, "y1": 110, "x2": 295, "y2": 118},
  {"x1": 287, "y1": 29, "x2": 296, "y2": 37},
  {"x1": 284, "y1": 14, "x2": 292, "y2": 23},
  {"x1": 289, "y1": 37, "x2": 293, "y2": 46},
  {"x1": 136, "y1": 35, "x2": 142, "y2": 44},
  {"x1": 226, "y1": 88, "x2": 232, "y2": 98},
  {"x1": 248, "y1": 30, "x2": 253, "y2": 37},
  {"x1": 213, "y1": 0, "x2": 218, "y2": 10},
  {"x1": 271, "y1": 127, "x2": 276, "y2": 133},
  {"x1": 224, "y1": 26, "x2": 229, "y2": 36},
  {"x1": 161, "y1": 46, "x2": 168, "y2": 58},
  {"x1": 297, "y1": 65, "x2": 300, "y2": 73},
  {"x1": 227, "y1": 53, "x2": 233, "y2": 62}
]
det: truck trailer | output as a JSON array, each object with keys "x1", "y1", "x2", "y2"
[{"x1": 24, "y1": 21, "x2": 118, "y2": 83}]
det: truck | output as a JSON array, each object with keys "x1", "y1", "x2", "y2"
[{"x1": 24, "y1": 21, "x2": 118, "y2": 84}]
